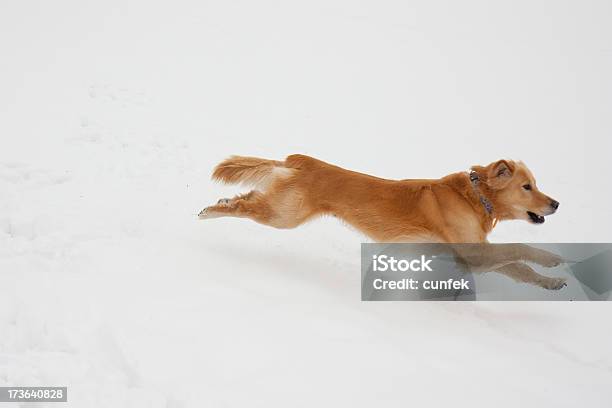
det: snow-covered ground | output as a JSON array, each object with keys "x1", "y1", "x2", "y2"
[{"x1": 1, "y1": 1, "x2": 611, "y2": 406}]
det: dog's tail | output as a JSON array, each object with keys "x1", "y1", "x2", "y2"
[{"x1": 212, "y1": 156, "x2": 289, "y2": 187}]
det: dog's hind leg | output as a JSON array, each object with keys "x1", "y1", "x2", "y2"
[
  {"x1": 199, "y1": 191, "x2": 273, "y2": 223},
  {"x1": 201, "y1": 156, "x2": 314, "y2": 228},
  {"x1": 199, "y1": 188, "x2": 313, "y2": 229}
]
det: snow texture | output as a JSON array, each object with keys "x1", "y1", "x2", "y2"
[{"x1": 1, "y1": 0, "x2": 612, "y2": 407}]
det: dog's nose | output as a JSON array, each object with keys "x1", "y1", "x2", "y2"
[{"x1": 550, "y1": 200, "x2": 559, "y2": 210}]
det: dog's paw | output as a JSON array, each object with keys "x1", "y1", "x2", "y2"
[
  {"x1": 199, "y1": 199, "x2": 233, "y2": 219},
  {"x1": 198, "y1": 205, "x2": 225, "y2": 220},
  {"x1": 198, "y1": 207, "x2": 210, "y2": 219},
  {"x1": 532, "y1": 249, "x2": 565, "y2": 268},
  {"x1": 538, "y1": 277, "x2": 567, "y2": 290}
]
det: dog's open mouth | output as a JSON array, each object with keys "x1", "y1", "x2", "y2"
[{"x1": 527, "y1": 211, "x2": 545, "y2": 224}]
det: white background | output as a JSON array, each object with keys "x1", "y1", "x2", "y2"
[{"x1": 1, "y1": 0, "x2": 611, "y2": 407}]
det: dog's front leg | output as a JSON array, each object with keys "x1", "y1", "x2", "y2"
[
  {"x1": 519, "y1": 245, "x2": 565, "y2": 268},
  {"x1": 494, "y1": 244, "x2": 565, "y2": 268},
  {"x1": 495, "y1": 262, "x2": 567, "y2": 290},
  {"x1": 452, "y1": 244, "x2": 565, "y2": 271}
]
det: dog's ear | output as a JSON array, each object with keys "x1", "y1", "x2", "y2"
[{"x1": 486, "y1": 160, "x2": 514, "y2": 189}]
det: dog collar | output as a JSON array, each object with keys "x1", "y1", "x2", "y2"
[{"x1": 469, "y1": 171, "x2": 493, "y2": 215}]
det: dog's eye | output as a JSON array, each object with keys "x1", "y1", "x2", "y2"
[{"x1": 523, "y1": 184, "x2": 532, "y2": 191}]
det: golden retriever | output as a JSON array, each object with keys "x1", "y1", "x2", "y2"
[{"x1": 199, "y1": 154, "x2": 565, "y2": 289}]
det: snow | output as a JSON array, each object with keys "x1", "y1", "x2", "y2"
[{"x1": 1, "y1": 0, "x2": 612, "y2": 407}]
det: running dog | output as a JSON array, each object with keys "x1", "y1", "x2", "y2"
[{"x1": 199, "y1": 155, "x2": 565, "y2": 289}]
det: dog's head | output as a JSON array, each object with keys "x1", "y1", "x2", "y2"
[{"x1": 471, "y1": 160, "x2": 559, "y2": 224}]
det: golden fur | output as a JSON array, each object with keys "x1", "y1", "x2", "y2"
[
  {"x1": 201, "y1": 154, "x2": 558, "y2": 243},
  {"x1": 199, "y1": 154, "x2": 565, "y2": 290}
]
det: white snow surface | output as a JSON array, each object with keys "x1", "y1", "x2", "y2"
[{"x1": 1, "y1": 1, "x2": 612, "y2": 407}]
